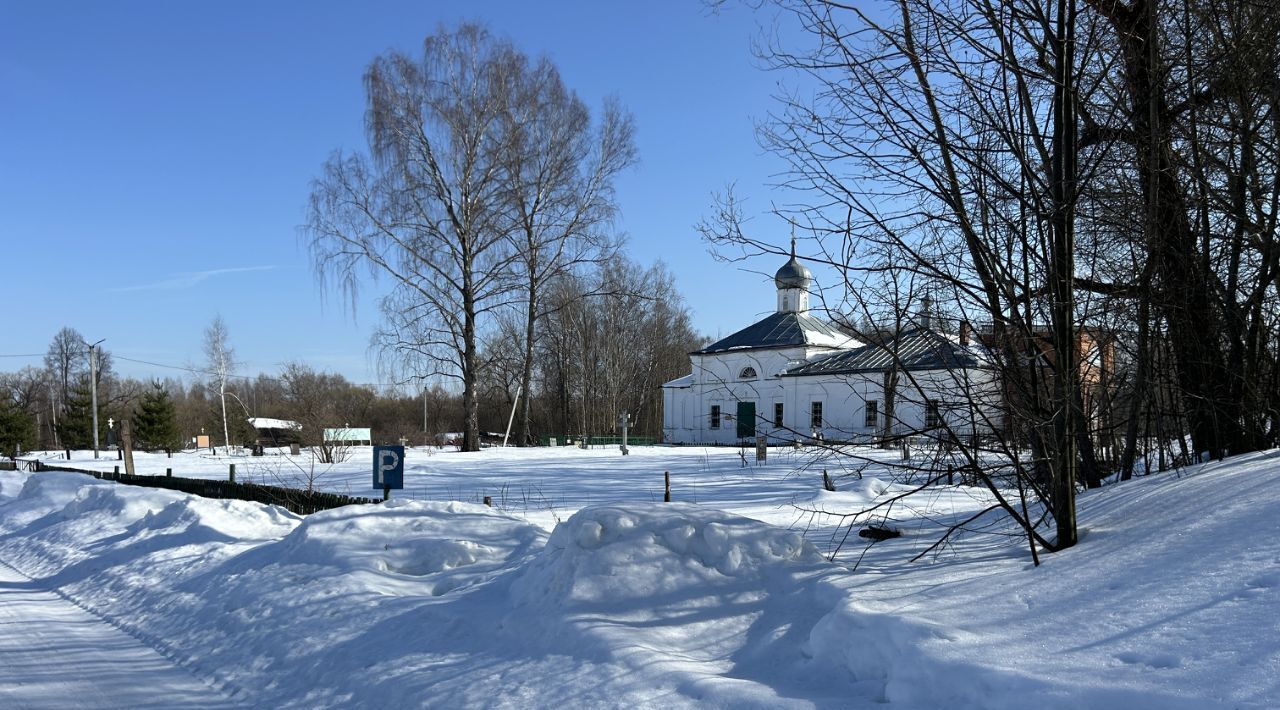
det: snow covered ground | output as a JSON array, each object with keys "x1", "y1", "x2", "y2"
[{"x1": 1, "y1": 445, "x2": 1277, "y2": 708}]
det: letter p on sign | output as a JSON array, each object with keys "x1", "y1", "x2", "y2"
[{"x1": 372, "y1": 445, "x2": 405, "y2": 489}]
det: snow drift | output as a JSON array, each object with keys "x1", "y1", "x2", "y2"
[{"x1": 1, "y1": 448, "x2": 1279, "y2": 708}]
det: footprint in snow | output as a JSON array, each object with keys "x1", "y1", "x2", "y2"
[
  {"x1": 1244, "y1": 572, "x2": 1279, "y2": 589},
  {"x1": 1115, "y1": 651, "x2": 1181, "y2": 669}
]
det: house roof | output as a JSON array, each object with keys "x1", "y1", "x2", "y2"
[
  {"x1": 783, "y1": 328, "x2": 980, "y2": 376},
  {"x1": 247, "y1": 417, "x2": 301, "y2": 431},
  {"x1": 661, "y1": 374, "x2": 695, "y2": 388},
  {"x1": 694, "y1": 311, "x2": 851, "y2": 355}
]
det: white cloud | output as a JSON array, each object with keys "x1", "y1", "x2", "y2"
[{"x1": 110, "y1": 265, "x2": 278, "y2": 292}]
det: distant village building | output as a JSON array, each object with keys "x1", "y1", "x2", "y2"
[
  {"x1": 661, "y1": 245, "x2": 1001, "y2": 445},
  {"x1": 247, "y1": 417, "x2": 302, "y2": 447},
  {"x1": 323, "y1": 427, "x2": 372, "y2": 446}
]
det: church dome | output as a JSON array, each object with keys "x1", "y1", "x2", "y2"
[{"x1": 774, "y1": 253, "x2": 811, "y2": 289}]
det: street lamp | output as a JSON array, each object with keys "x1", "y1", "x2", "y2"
[{"x1": 89, "y1": 338, "x2": 105, "y2": 459}]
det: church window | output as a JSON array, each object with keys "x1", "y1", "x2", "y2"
[
  {"x1": 865, "y1": 400, "x2": 878, "y2": 428},
  {"x1": 739, "y1": 366, "x2": 757, "y2": 380},
  {"x1": 925, "y1": 400, "x2": 942, "y2": 429},
  {"x1": 774, "y1": 403, "x2": 784, "y2": 428},
  {"x1": 710, "y1": 405, "x2": 721, "y2": 429},
  {"x1": 810, "y1": 401, "x2": 823, "y2": 430}
]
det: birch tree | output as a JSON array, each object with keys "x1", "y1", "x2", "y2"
[
  {"x1": 305, "y1": 25, "x2": 521, "y2": 453},
  {"x1": 501, "y1": 59, "x2": 636, "y2": 445},
  {"x1": 203, "y1": 315, "x2": 237, "y2": 450}
]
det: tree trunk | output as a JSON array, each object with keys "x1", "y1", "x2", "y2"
[
  {"x1": 1048, "y1": 0, "x2": 1078, "y2": 549},
  {"x1": 1090, "y1": 0, "x2": 1245, "y2": 460},
  {"x1": 1119, "y1": 294, "x2": 1151, "y2": 480},
  {"x1": 879, "y1": 368, "x2": 897, "y2": 447},
  {"x1": 518, "y1": 279, "x2": 537, "y2": 446},
  {"x1": 1073, "y1": 388, "x2": 1103, "y2": 488},
  {"x1": 462, "y1": 251, "x2": 481, "y2": 453},
  {"x1": 219, "y1": 380, "x2": 230, "y2": 450}
]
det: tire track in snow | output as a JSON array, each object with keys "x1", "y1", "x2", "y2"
[{"x1": 0, "y1": 555, "x2": 248, "y2": 709}]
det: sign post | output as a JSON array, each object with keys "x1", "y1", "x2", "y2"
[{"x1": 372, "y1": 445, "x2": 405, "y2": 501}]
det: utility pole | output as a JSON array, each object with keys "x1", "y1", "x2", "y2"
[{"x1": 89, "y1": 338, "x2": 106, "y2": 460}]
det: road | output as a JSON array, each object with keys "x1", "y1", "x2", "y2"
[{"x1": 0, "y1": 560, "x2": 242, "y2": 709}]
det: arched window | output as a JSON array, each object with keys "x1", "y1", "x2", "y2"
[{"x1": 739, "y1": 366, "x2": 758, "y2": 379}]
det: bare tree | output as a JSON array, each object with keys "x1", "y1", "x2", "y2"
[
  {"x1": 697, "y1": 0, "x2": 1113, "y2": 554},
  {"x1": 44, "y1": 327, "x2": 87, "y2": 410},
  {"x1": 706, "y1": 0, "x2": 1279, "y2": 562},
  {"x1": 534, "y1": 259, "x2": 703, "y2": 439},
  {"x1": 43, "y1": 327, "x2": 87, "y2": 448},
  {"x1": 501, "y1": 58, "x2": 637, "y2": 444},
  {"x1": 203, "y1": 315, "x2": 237, "y2": 450},
  {"x1": 305, "y1": 25, "x2": 525, "y2": 452},
  {"x1": 279, "y1": 363, "x2": 375, "y2": 464}
]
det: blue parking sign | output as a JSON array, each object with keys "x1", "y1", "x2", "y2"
[{"x1": 372, "y1": 445, "x2": 405, "y2": 489}]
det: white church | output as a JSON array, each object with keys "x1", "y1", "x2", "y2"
[{"x1": 661, "y1": 246, "x2": 999, "y2": 445}]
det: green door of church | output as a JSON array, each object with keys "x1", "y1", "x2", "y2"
[{"x1": 736, "y1": 401, "x2": 756, "y2": 438}]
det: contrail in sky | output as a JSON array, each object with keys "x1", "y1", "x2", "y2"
[{"x1": 110, "y1": 265, "x2": 278, "y2": 292}]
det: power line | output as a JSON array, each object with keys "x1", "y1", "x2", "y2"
[
  {"x1": 103, "y1": 355, "x2": 408, "y2": 389},
  {"x1": 3, "y1": 350, "x2": 409, "y2": 390}
]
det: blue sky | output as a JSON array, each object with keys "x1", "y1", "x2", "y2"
[{"x1": 1, "y1": 1, "x2": 814, "y2": 387}]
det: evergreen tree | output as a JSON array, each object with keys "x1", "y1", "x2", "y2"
[
  {"x1": 134, "y1": 382, "x2": 181, "y2": 452},
  {"x1": 0, "y1": 399, "x2": 34, "y2": 459},
  {"x1": 57, "y1": 377, "x2": 104, "y2": 450}
]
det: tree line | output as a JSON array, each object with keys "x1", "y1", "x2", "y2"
[{"x1": 0, "y1": 260, "x2": 700, "y2": 459}]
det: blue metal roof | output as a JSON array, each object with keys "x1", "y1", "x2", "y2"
[
  {"x1": 694, "y1": 311, "x2": 847, "y2": 354},
  {"x1": 783, "y1": 328, "x2": 979, "y2": 376}
]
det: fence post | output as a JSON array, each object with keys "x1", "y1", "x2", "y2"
[
  {"x1": 229, "y1": 464, "x2": 236, "y2": 484},
  {"x1": 664, "y1": 471, "x2": 671, "y2": 502},
  {"x1": 166, "y1": 468, "x2": 172, "y2": 478},
  {"x1": 113, "y1": 465, "x2": 119, "y2": 476}
]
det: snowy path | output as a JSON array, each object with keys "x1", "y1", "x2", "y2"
[{"x1": 0, "y1": 559, "x2": 241, "y2": 710}]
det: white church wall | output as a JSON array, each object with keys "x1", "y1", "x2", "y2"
[
  {"x1": 785, "y1": 374, "x2": 880, "y2": 441},
  {"x1": 876, "y1": 367, "x2": 1003, "y2": 438},
  {"x1": 664, "y1": 363, "x2": 1003, "y2": 445},
  {"x1": 659, "y1": 248, "x2": 1002, "y2": 445},
  {"x1": 682, "y1": 349, "x2": 796, "y2": 445}
]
